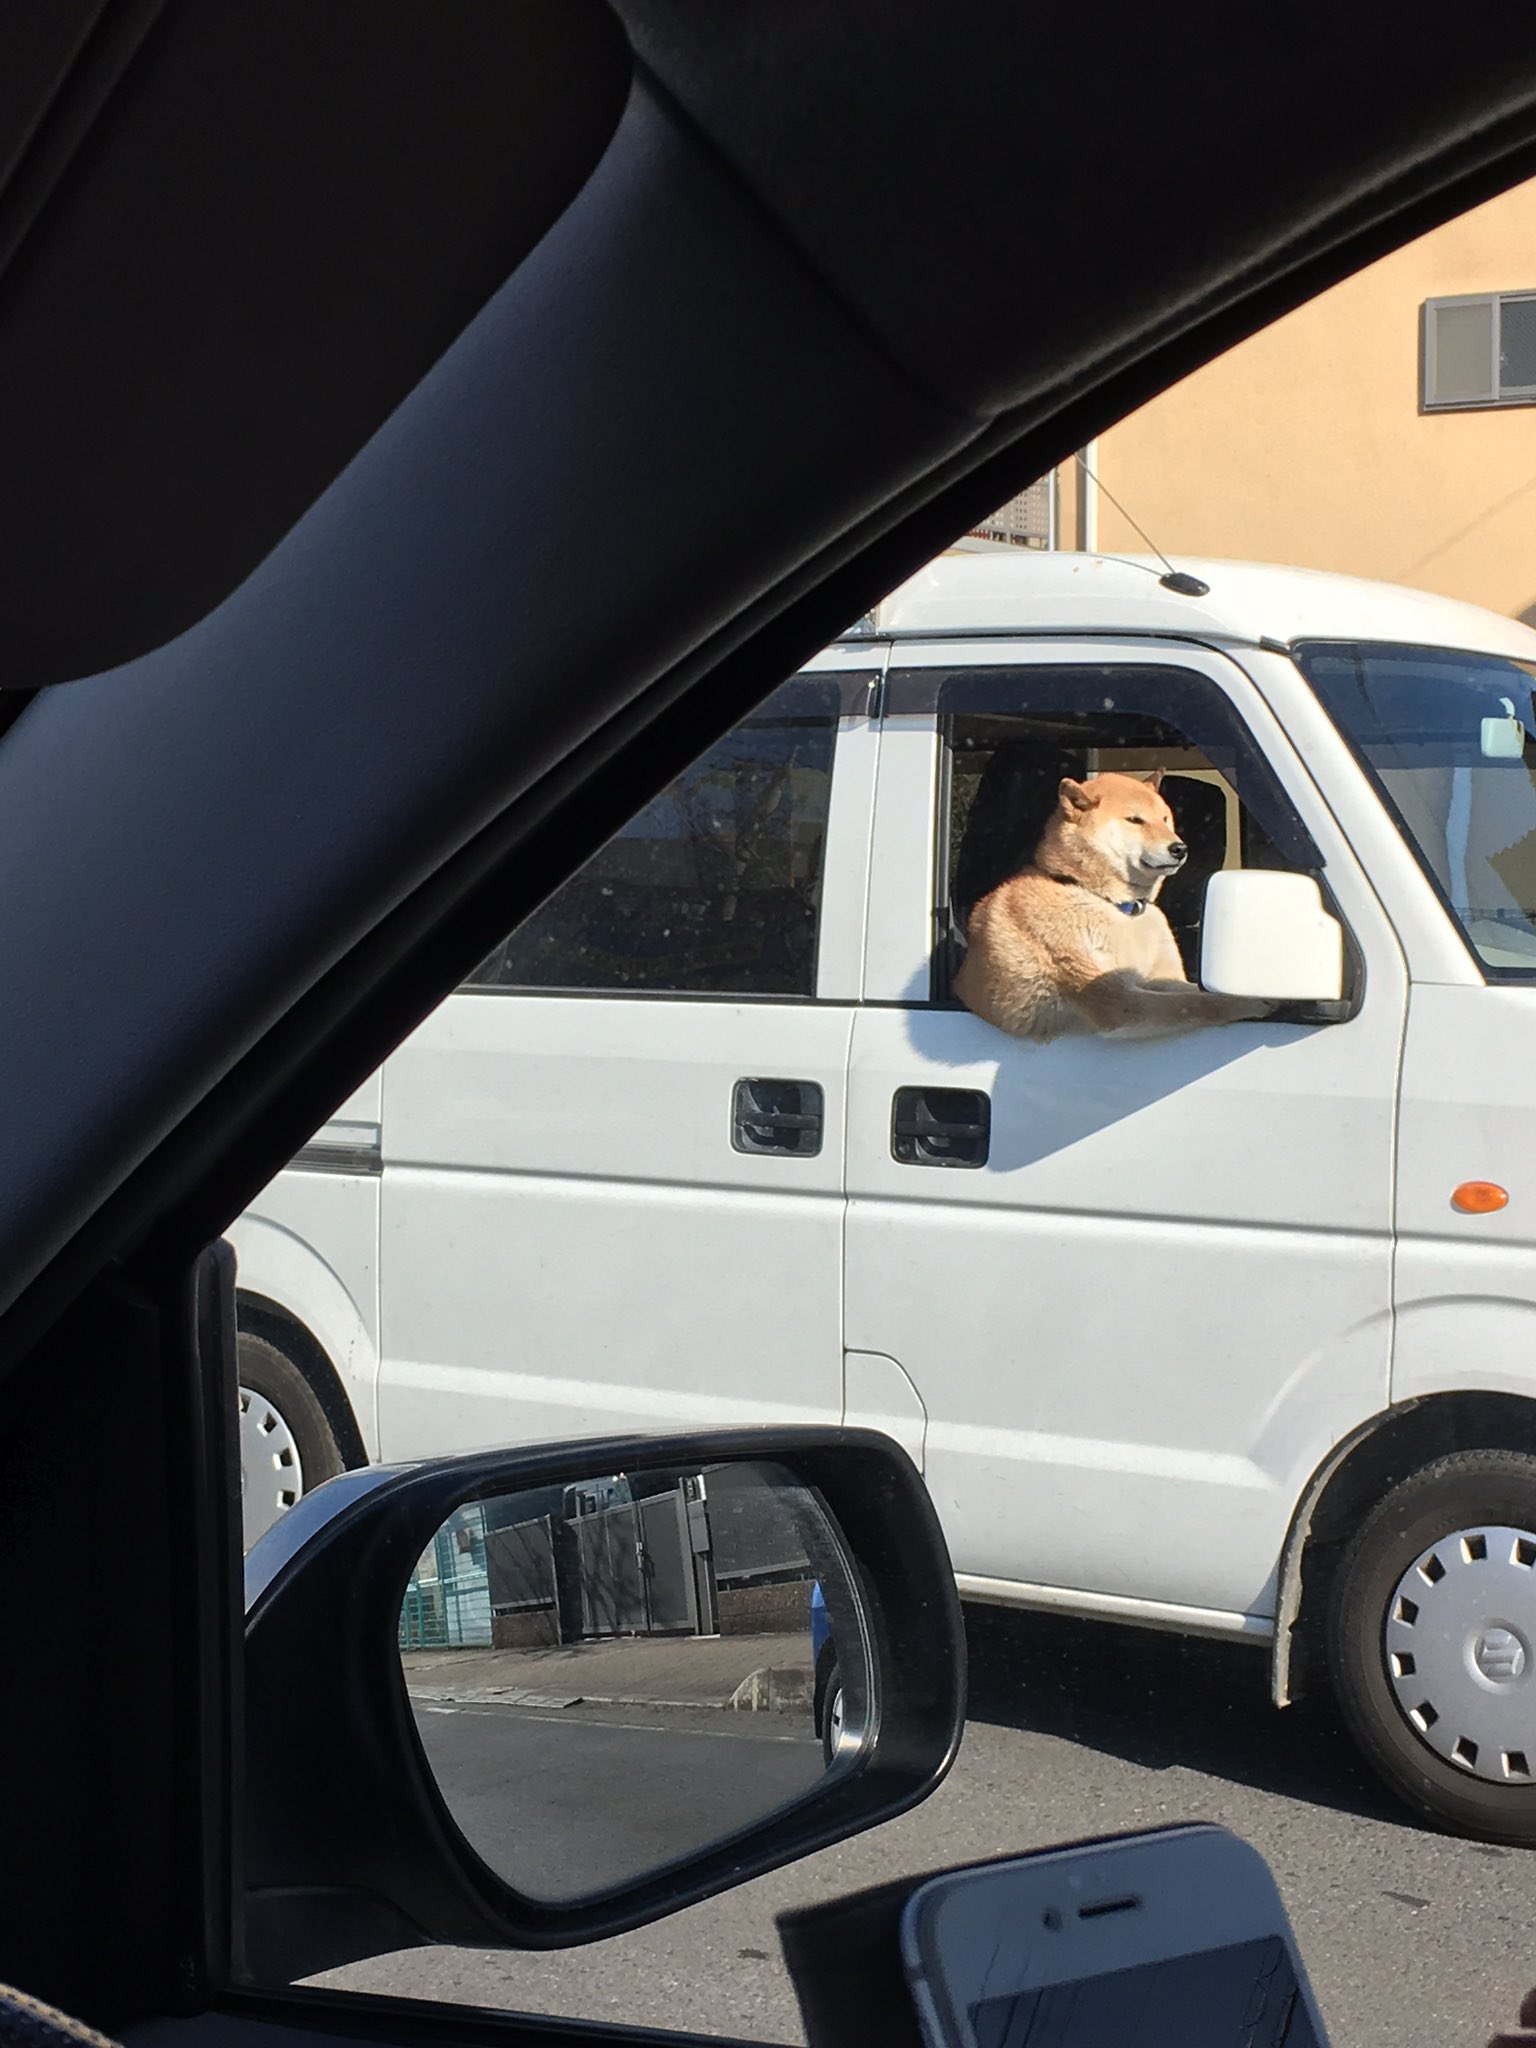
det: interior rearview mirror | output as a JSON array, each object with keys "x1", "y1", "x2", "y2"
[
  {"x1": 1199, "y1": 869, "x2": 1345, "y2": 1005},
  {"x1": 241, "y1": 1427, "x2": 963, "y2": 1984}
]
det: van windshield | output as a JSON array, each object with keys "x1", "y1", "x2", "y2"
[{"x1": 1297, "y1": 639, "x2": 1536, "y2": 975}]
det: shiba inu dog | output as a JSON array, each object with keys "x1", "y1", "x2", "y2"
[{"x1": 953, "y1": 771, "x2": 1272, "y2": 1042}]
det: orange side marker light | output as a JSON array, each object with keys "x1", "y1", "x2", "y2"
[{"x1": 1452, "y1": 1181, "x2": 1509, "y2": 1215}]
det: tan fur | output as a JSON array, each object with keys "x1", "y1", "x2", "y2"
[{"x1": 953, "y1": 771, "x2": 1272, "y2": 1043}]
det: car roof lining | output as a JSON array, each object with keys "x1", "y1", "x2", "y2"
[
  {"x1": 613, "y1": 4, "x2": 1536, "y2": 418},
  {"x1": 0, "y1": 0, "x2": 631, "y2": 687}
]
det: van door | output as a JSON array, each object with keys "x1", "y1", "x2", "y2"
[
  {"x1": 375, "y1": 654, "x2": 881, "y2": 1459},
  {"x1": 844, "y1": 639, "x2": 1406, "y2": 1631}
]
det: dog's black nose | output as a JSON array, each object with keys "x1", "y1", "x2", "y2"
[{"x1": 1168, "y1": 840, "x2": 1187, "y2": 861}]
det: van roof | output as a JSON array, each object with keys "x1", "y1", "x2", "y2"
[{"x1": 860, "y1": 551, "x2": 1536, "y2": 662}]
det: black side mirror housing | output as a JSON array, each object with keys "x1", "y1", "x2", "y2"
[{"x1": 240, "y1": 1427, "x2": 965, "y2": 1984}]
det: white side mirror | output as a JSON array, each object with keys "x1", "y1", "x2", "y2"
[
  {"x1": 1482, "y1": 696, "x2": 1527, "y2": 759},
  {"x1": 1200, "y1": 870, "x2": 1345, "y2": 1003}
]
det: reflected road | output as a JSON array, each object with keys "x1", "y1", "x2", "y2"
[{"x1": 413, "y1": 1699, "x2": 825, "y2": 1902}]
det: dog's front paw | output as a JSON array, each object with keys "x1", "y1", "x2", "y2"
[{"x1": 1216, "y1": 994, "x2": 1276, "y2": 1024}]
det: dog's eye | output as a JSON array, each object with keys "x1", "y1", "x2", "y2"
[{"x1": 1127, "y1": 815, "x2": 1145, "y2": 825}]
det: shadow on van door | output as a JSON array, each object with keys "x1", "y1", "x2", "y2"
[
  {"x1": 963, "y1": 1603, "x2": 1403, "y2": 1827},
  {"x1": 900, "y1": 993, "x2": 1294, "y2": 1175}
]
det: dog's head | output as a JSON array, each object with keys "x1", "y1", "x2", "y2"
[{"x1": 1056, "y1": 771, "x2": 1186, "y2": 892}]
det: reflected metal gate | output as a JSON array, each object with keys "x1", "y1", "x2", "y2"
[{"x1": 575, "y1": 1489, "x2": 695, "y2": 1638}]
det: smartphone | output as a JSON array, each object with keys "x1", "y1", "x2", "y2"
[{"x1": 898, "y1": 1825, "x2": 1329, "y2": 2048}]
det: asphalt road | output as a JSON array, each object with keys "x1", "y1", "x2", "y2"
[
  {"x1": 321, "y1": 1607, "x2": 1536, "y2": 2048},
  {"x1": 411, "y1": 1697, "x2": 827, "y2": 1902}
]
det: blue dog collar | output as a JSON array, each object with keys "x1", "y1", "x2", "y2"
[{"x1": 1115, "y1": 900, "x2": 1147, "y2": 917}]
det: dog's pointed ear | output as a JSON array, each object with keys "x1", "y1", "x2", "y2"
[
  {"x1": 1145, "y1": 768, "x2": 1165, "y2": 792},
  {"x1": 1059, "y1": 777, "x2": 1098, "y2": 815}
]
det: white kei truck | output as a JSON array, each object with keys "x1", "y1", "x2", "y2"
[{"x1": 234, "y1": 549, "x2": 1536, "y2": 1838}]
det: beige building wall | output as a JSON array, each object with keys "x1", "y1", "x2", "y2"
[{"x1": 1056, "y1": 178, "x2": 1536, "y2": 622}]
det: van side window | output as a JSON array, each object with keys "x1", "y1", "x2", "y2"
[
  {"x1": 921, "y1": 664, "x2": 1321, "y2": 998},
  {"x1": 466, "y1": 677, "x2": 840, "y2": 998}
]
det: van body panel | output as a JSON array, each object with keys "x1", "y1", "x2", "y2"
[
  {"x1": 228, "y1": 1201, "x2": 382, "y2": 1456},
  {"x1": 1394, "y1": 981, "x2": 1536, "y2": 1411},
  {"x1": 229, "y1": 1072, "x2": 383, "y2": 1448},
  {"x1": 374, "y1": 996, "x2": 856, "y2": 1459},
  {"x1": 842, "y1": 1348, "x2": 927, "y2": 1471}
]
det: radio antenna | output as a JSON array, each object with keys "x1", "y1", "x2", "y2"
[{"x1": 1074, "y1": 451, "x2": 1209, "y2": 597}]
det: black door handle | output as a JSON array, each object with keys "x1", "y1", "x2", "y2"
[
  {"x1": 733, "y1": 1077, "x2": 824, "y2": 1158},
  {"x1": 892, "y1": 1086, "x2": 990, "y2": 1168}
]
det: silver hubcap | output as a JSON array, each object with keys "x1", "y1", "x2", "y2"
[
  {"x1": 828, "y1": 1683, "x2": 845, "y2": 1755},
  {"x1": 239, "y1": 1385, "x2": 304, "y2": 1547},
  {"x1": 1384, "y1": 1524, "x2": 1536, "y2": 1785}
]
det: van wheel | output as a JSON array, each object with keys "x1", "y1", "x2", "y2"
[
  {"x1": 1329, "y1": 1450, "x2": 1536, "y2": 1842},
  {"x1": 821, "y1": 1667, "x2": 845, "y2": 1766},
  {"x1": 237, "y1": 1331, "x2": 344, "y2": 1551}
]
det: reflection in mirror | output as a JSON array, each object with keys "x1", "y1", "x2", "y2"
[{"x1": 398, "y1": 1459, "x2": 872, "y2": 1904}]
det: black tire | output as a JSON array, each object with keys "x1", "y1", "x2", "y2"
[
  {"x1": 237, "y1": 1330, "x2": 344, "y2": 1548},
  {"x1": 1329, "y1": 1449, "x2": 1536, "y2": 1842},
  {"x1": 820, "y1": 1662, "x2": 843, "y2": 1767}
]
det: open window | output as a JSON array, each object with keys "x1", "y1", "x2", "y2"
[{"x1": 917, "y1": 663, "x2": 1324, "y2": 1002}]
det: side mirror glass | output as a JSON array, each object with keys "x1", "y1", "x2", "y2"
[
  {"x1": 1200, "y1": 870, "x2": 1344, "y2": 1003},
  {"x1": 400, "y1": 1458, "x2": 872, "y2": 1904},
  {"x1": 242, "y1": 1427, "x2": 963, "y2": 1983}
]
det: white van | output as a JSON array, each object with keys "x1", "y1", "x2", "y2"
[{"x1": 234, "y1": 549, "x2": 1536, "y2": 1838}]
